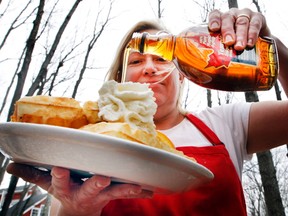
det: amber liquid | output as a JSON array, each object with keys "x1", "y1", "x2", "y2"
[
  {"x1": 174, "y1": 35, "x2": 278, "y2": 91},
  {"x1": 128, "y1": 30, "x2": 278, "y2": 91},
  {"x1": 121, "y1": 47, "x2": 130, "y2": 82}
]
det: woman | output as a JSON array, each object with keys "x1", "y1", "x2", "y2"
[{"x1": 7, "y1": 8, "x2": 288, "y2": 216}]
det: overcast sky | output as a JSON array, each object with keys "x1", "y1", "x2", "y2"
[
  {"x1": 0, "y1": 0, "x2": 287, "y2": 115},
  {"x1": 94, "y1": 0, "x2": 288, "y2": 107}
]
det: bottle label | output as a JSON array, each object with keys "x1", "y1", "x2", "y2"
[{"x1": 192, "y1": 32, "x2": 257, "y2": 68}]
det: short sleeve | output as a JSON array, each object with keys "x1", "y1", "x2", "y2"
[{"x1": 196, "y1": 102, "x2": 252, "y2": 178}]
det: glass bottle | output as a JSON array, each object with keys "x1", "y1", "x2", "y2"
[{"x1": 127, "y1": 25, "x2": 279, "y2": 92}]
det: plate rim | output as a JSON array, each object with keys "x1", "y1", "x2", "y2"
[{"x1": 0, "y1": 122, "x2": 214, "y2": 193}]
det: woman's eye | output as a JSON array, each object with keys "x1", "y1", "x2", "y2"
[
  {"x1": 156, "y1": 57, "x2": 167, "y2": 62},
  {"x1": 128, "y1": 59, "x2": 141, "y2": 65}
]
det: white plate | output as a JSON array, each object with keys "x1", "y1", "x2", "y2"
[{"x1": 0, "y1": 122, "x2": 213, "y2": 194}]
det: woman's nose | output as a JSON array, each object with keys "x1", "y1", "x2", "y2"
[{"x1": 143, "y1": 59, "x2": 157, "y2": 76}]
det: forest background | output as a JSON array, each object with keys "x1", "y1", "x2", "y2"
[{"x1": 0, "y1": 0, "x2": 287, "y2": 215}]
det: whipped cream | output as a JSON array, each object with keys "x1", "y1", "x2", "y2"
[{"x1": 97, "y1": 80, "x2": 157, "y2": 135}]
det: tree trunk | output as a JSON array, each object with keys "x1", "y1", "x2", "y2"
[
  {"x1": 7, "y1": 0, "x2": 45, "y2": 120},
  {"x1": 157, "y1": 0, "x2": 163, "y2": 19},
  {"x1": 0, "y1": 157, "x2": 8, "y2": 185},
  {"x1": 245, "y1": 90, "x2": 285, "y2": 216},
  {"x1": 227, "y1": 0, "x2": 238, "y2": 8},
  {"x1": 250, "y1": 1, "x2": 286, "y2": 214},
  {"x1": 257, "y1": 151, "x2": 285, "y2": 216},
  {"x1": 0, "y1": 0, "x2": 46, "y2": 212},
  {"x1": 228, "y1": 0, "x2": 285, "y2": 214},
  {"x1": 207, "y1": 89, "x2": 212, "y2": 108}
]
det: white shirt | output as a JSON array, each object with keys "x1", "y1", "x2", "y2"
[{"x1": 160, "y1": 102, "x2": 252, "y2": 179}]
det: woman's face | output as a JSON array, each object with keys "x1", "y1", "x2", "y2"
[{"x1": 124, "y1": 29, "x2": 183, "y2": 119}]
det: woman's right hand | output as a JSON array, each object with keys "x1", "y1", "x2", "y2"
[{"x1": 6, "y1": 163, "x2": 153, "y2": 216}]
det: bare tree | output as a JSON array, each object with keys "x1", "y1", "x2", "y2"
[
  {"x1": 26, "y1": 0, "x2": 83, "y2": 96},
  {"x1": 0, "y1": 0, "x2": 35, "y2": 50},
  {"x1": 7, "y1": 0, "x2": 46, "y2": 120},
  {"x1": 0, "y1": 0, "x2": 12, "y2": 19},
  {"x1": 243, "y1": 146, "x2": 288, "y2": 215},
  {"x1": 157, "y1": 0, "x2": 164, "y2": 18},
  {"x1": 72, "y1": 0, "x2": 114, "y2": 98},
  {"x1": 192, "y1": 0, "x2": 216, "y2": 22},
  {"x1": 257, "y1": 151, "x2": 285, "y2": 216},
  {"x1": 242, "y1": 0, "x2": 285, "y2": 214},
  {"x1": 0, "y1": 49, "x2": 25, "y2": 116},
  {"x1": 191, "y1": 0, "x2": 217, "y2": 107},
  {"x1": 0, "y1": 0, "x2": 83, "y2": 213},
  {"x1": 0, "y1": 2, "x2": 46, "y2": 212},
  {"x1": 243, "y1": 159, "x2": 266, "y2": 216},
  {"x1": 0, "y1": 175, "x2": 19, "y2": 215},
  {"x1": 47, "y1": 40, "x2": 83, "y2": 96},
  {"x1": 0, "y1": 0, "x2": 59, "y2": 117}
]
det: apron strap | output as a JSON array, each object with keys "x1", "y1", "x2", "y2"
[{"x1": 186, "y1": 113, "x2": 223, "y2": 146}]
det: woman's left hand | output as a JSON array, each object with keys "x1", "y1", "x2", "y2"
[{"x1": 208, "y1": 8, "x2": 271, "y2": 50}]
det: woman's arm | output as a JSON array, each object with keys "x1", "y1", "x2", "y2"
[{"x1": 247, "y1": 100, "x2": 288, "y2": 154}]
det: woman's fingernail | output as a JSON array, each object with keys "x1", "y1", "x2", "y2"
[
  {"x1": 225, "y1": 35, "x2": 233, "y2": 44},
  {"x1": 210, "y1": 22, "x2": 219, "y2": 30},
  {"x1": 51, "y1": 169, "x2": 62, "y2": 179},
  {"x1": 235, "y1": 40, "x2": 243, "y2": 48},
  {"x1": 96, "y1": 181, "x2": 107, "y2": 188},
  {"x1": 248, "y1": 38, "x2": 253, "y2": 46},
  {"x1": 95, "y1": 178, "x2": 110, "y2": 188}
]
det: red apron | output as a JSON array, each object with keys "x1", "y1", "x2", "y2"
[{"x1": 102, "y1": 113, "x2": 247, "y2": 216}]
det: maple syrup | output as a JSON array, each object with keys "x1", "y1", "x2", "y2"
[{"x1": 126, "y1": 25, "x2": 279, "y2": 92}]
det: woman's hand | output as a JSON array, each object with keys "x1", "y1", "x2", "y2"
[
  {"x1": 6, "y1": 163, "x2": 153, "y2": 216},
  {"x1": 208, "y1": 8, "x2": 271, "y2": 50},
  {"x1": 208, "y1": 8, "x2": 288, "y2": 96}
]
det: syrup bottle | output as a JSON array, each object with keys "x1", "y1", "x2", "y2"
[{"x1": 127, "y1": 25, "x2": 279, "y2": 92}]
